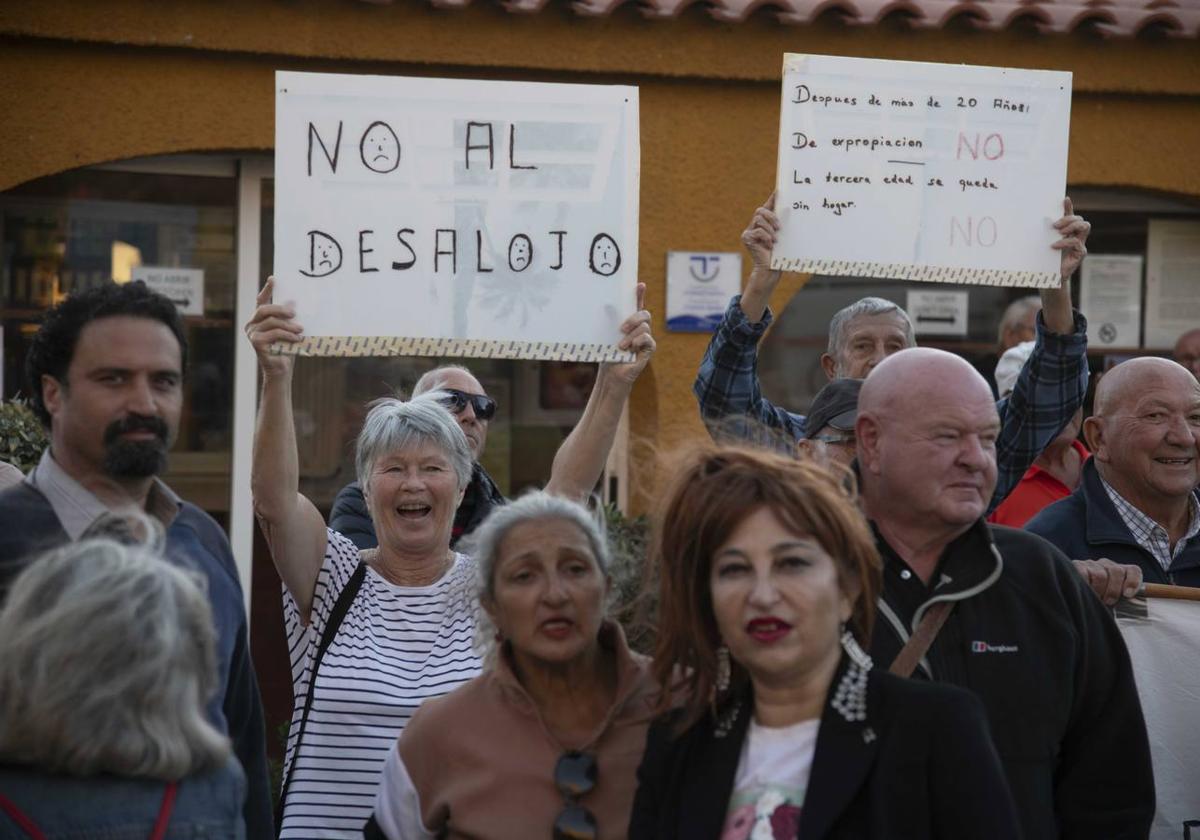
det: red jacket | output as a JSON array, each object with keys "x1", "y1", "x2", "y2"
[{"x1": 988, "y1": 439, "x2": 1090, "y2": 528}]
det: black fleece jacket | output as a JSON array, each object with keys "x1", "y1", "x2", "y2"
[{"x1": 869, "y1": 518, "x2": 1155, "y2": 840}]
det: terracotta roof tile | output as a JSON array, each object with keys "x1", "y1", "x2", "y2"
[{"x1": 358, "y1": 0, "x2": 1200, "y2": 37}]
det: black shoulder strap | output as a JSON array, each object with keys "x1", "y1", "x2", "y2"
[{"x1": 275, "y1": 560, "x2": 368, "y2": 835}]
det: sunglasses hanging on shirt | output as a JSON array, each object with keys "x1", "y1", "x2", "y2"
[{"x1": 553, "y1": 750, "x2": 598, "y2": 840}]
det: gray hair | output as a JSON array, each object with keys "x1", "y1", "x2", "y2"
[
  {"x1": 827, "y1": 296, "x2": 916, "y2": 360},
  {"x1": 413, "y1": 364, "x2": 479, "y2": 397},
  {"x1": 463, "y1": 492, "x2": 611, "y2": 656},
  {"x1": 355, "y1": 392, "x2": 474, "y2": 496},
  {"x1": 0, "y1": 537, "x2": 230, "y2": 779},
  {"x1": 997, "y1": 295, "x2": 1042, "y2": 345}
]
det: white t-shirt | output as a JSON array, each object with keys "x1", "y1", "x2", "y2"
[
  {"x1": 721, "y1": 717, "x2": 820, "y2": 840},
  {"x1": 279, "y1": 529, "x2": 482, "y2": 839}
]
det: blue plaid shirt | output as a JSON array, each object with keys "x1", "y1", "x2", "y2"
[{"x1": 693, "y1": 294, "x2": 1090, "y2": 513}]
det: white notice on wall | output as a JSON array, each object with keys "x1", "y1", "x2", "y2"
[
  {"x1": 273, "y1": 71, "x2": 640, "y2": 362},
  {"x1": 1144, "y1": 220, "x2": 1200, "y2": 350},
  {"x1": 906, "y1": 290, "x2": 969, "y2": 336},
  {"x1": 131, "y1": 266, "x2": 205, "y2": 316},
  {"x1": 665, "y1": 252, "x2": 742, "y2": 333},
  {"x1": 1080, "y1": 255, "x2": 1142, "y2": 348},
  {"x1": 772, "y1": 55, "x2": 1072, "y2": 288}
]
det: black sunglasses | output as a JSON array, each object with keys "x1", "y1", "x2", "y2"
[
  {"x1": 553, "y1": 750, "x2": 597, "y2": 840},
  {"x1": 436, "y1": 388, "x2": 497, "y2": 421}
]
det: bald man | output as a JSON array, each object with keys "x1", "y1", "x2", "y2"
[
  {"x1": 1174, "y1": 327, "x2": 1200, "y2": 380},
  {"x1": 856, "y1": 348, "x2": 1153, "y2": 840},
  {"x1": 1027, "y1": 357, "x2": 1200, "y2": 588}
]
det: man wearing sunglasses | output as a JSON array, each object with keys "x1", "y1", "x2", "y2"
[{"x1": 329, "y1": 287, "x2": 655, "y2": 549}]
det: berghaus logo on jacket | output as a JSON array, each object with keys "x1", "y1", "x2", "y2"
[{"x1": 971, "y1": 641, "x2": 1019, "y2": 654}]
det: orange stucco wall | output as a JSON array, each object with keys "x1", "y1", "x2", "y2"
[{"x1": 3, "y1": 0, "x2": 1199, "y2": 511}]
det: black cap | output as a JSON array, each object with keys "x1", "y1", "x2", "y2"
[{"x1": 805, "y1": 379, "x2": 863, "y2": 436}]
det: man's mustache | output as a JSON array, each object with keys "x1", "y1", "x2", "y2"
[{"x1": 103, "y1": 414, "x2": 169, "y2": 446}]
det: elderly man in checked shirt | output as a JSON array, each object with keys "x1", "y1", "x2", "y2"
[
  {"x1": 695, "y1": 193, "x2": 1091, "y2": 515},
  {"x1": 1027, "y1": 356, "x2": 1200, "y2": 590}
]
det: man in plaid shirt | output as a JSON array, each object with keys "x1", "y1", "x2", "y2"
[{"x1": 694, "y1": 194, "x2": 1092, "y2": 514}]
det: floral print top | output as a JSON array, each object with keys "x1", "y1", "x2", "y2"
[{"x1": 721, "y1": 717, "x2": 820, "y2": 840}]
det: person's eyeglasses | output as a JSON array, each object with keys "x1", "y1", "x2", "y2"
[
  {"x1": 812, "y1": 432, "x2": 856, "y2": 448},
  {"x1": 553, "y1": 750, "x2": 597, "y2": 840},
  {"x1": 436, "y1": 388, "x2": 497, "y2": 421}
]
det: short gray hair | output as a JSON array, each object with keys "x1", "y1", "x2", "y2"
[
  {"x1": 827, "y1": 297, "x2": 916, "y2": 359},
  {"x1": 997, "y1": 295, "x2": 1042, "y2": 345},
  {"x1": 0, "y1": 538, "x2": 229, "y2": 779},
  {"x1": 469, "y1": 491, "x2": 611, "y2": 603},
  {"x1": 413, "y1": 364, "x2": 480, "y2": 397},
  {"x1": 355, "y1": 392, "x2": 473, "y2": 496}
]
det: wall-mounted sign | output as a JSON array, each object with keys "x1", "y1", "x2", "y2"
[
  {"x1": 131, "y1": 266, "x2": 205, "y2": 316},
  {"x1": 666, "y1": 251, "x2": 742, "y2": 332},
  {"x1": 1080, "y1": 254, "x2": 1142, "y2": 348},
  {"x1": 1144, "y1": 219, "x2": 1200, "y2": 350},
  {"x1": 772, "y1": 54, "x2": 1072, "y2": 288},
  {"x1": 906, "y1": 289, "x2": 969, "y2": 336},
  {"x1": 273, "y1": 70, "x2": 640, "y2": 362}
]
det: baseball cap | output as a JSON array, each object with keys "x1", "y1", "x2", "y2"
[
  {"x1": 995, "y1": 340, "x2": 1035, "y2": 398},
  {"x1": 805, "y1": 379, "x2": 863, "y2": 437}
]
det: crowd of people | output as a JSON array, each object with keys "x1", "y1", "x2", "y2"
[{"x1": 0, "y1": 189, "x2": 1196, "y2": 839}]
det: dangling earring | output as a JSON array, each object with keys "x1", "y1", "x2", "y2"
[
  {"x1": 832, "y1": 624, "x2": 871, "y2": 724},
  {"x1": 712, "y1": 643, "x2": 741, "y2": 739},
  {"x1": 715, "y1": 644, "x2": 731, "y2": 693},
  {"x1": 841, "y1": 626, "x2": 873, "y2": 670}
]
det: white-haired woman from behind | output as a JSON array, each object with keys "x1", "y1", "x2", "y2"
[{"x1": 0, "y1": 536, "x2": 244, "y2": 838}]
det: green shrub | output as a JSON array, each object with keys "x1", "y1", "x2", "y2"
[
  {"x1": 604, "y1": 503, "x2": 656, "y2": 654},
  {"x1": 0, "y1": 399, "x2": 49, "y2": 473}
]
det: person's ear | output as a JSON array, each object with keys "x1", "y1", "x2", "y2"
[
  {"x1": 41, "y1": 375, "x2": 64, "y2": 419},
  {"x1": 855, "y1": 414, "x2": 881, "y2": 474},
  {"x1": 820, "y1": 353, "x2": 837, "y2": 381},
  {"x1": 1083, "y1": 416, "x2": 1106, "y2": 461}
]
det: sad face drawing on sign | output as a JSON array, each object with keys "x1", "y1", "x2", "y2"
[
  {"x1": 360, "y1": 120, "x2": 401, "y2": 173},
  {"x1": 589, "y1": 233, "x2": 621, "y2": 276}
]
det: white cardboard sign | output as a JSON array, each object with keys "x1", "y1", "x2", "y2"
[
  {"x1": 772, "y1": 55, "x2": 1072, "y2": 288},
  {"x1": 906, "y1": 289, "x2": 969, "y2": 336},
  {"x1": 273, "y1": 71, "x2": 639, "y2": 361},
  {"x1": 665, "y1": 251, "x2": 742, "y2": 333},
  {"x1": 131, "y1": 266, "x2": 205, "y2": 316}
]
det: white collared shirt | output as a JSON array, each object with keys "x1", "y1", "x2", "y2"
[{"x1": 25, "y1": 449, "x2": 181, "y2": 540}]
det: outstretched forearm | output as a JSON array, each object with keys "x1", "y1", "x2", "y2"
[
  {"x1": 251, "y1": 366, "x2": 327, "y2": 617},
  {"x1": 545, "y1": 367, "x2": 632, "y2": 502}
]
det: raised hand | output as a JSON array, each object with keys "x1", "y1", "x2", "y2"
[
  {"x1": 1052, "y1": 197, "x2": 1091, "y2": 281},
  {"x1": 605, "y1": 282, "x2": 655, "y2": 386},
  {"x1": 741, "y1": 191, "x2": 781, "y2": 272},
  {"x1": 244, "y1": 276, "x2": 303, "y2": 378}
]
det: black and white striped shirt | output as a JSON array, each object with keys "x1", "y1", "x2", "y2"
[{"x1": 279, "y1": 529, "x2": 481, "y2": 838}]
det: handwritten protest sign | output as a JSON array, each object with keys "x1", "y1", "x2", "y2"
[
  {"x1": 772, "y1": 55, "x2": 1071, "y2": 288},
  {"x1": 273, "y1": 71, "x2": 639, "y2": 361}
]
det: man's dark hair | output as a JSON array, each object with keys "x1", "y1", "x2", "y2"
[{"x1": 25, "y1": 281, "x2": 188, "y2": 428}]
